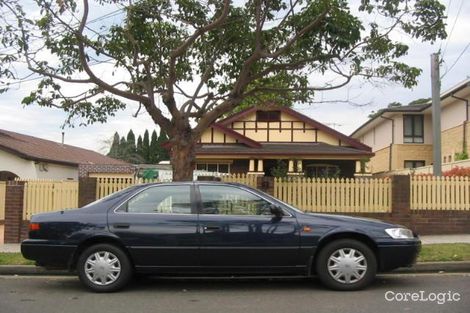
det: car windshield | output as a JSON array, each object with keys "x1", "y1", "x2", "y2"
[{"x1": 82, "y1": 185, "x2": 140, "y2": 208}]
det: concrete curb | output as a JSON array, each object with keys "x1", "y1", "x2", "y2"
[
  {"x1": 0, "y1": 265, "x2": 72, "y2": 276},
  {"x1": 393, "y1": 261, "x2": 470, "y2": 273},
  {"x1": 0, "y1": 262, "x2": 469, "y2": 276}
]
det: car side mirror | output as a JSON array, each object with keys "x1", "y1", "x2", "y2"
[{"x1": 270, "y1": 205, "x2": 283, "y2": 218}]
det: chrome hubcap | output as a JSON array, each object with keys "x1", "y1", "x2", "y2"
[
  {"x1": 327, "y1": 248, "x2": 367, "y2": 284},
  {"x1": 84, "y1": 251, "x2": 121, "y2": 286}
]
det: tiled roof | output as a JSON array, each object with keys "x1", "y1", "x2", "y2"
[
  {"x1": 196, "y1": 142, "x2": 373, "y2": 157},
  {"x1": 0, "y1": 129, "x2": 127, "y2": 166}
]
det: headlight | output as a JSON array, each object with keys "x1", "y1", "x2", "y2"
[{"x1": 385, "y1": 228, "x2": 414, "y2": 239}]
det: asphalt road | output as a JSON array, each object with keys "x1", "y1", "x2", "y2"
[{"x1": 0, "y1": 273, "x2": 469, "y2": 313}]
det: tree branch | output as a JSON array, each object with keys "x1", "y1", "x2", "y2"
[
  {"x1": 76, "y1": 0, "x2": 148, "y2": 104},
  {"x1": 164, "y1": 0, "x2": 231, "y2": 118}
]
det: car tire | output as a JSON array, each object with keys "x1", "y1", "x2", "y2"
[
  {"x1": 77, "y1": 243, "x2": 132, "y2": 292},
  {"x1": 315, "y1": 239, "x2": 377, "y2": 291}
]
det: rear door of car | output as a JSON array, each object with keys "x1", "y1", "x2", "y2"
[
  {"x1": 108, "y1": 183, "x2": 199, "y2": 270},
  {"x1": 195, "y1": 184, "x2": 302, "y2": 273}
]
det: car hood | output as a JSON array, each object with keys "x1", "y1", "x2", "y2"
[{"x1": 301, "y1": 212, "x2": 397, "y2": 229}]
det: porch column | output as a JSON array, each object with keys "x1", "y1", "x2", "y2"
[
  {"x1": 257, "y1": 159, "x2": 264, "y2": 172},
  {"x1": 249, "y1": 159, "x2": 255, "y2": 172},
  {"x1": 297, "y1": 160, "x2": 303, "y2": 173},
  {"x1": 288, "y1": 160, "x2": 294, "y2": 172}
]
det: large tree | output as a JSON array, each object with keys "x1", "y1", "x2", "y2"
[{"x1": 0, "y1": 0, "x2": 446, "y2": 180}]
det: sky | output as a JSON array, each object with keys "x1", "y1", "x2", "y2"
[{"x1": 0, "y1": 0, "x2": 469, "y2": 154}]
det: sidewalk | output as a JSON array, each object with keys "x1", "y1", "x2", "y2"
[{"x1": 1, "y1": 234, "x2": 470, "y2": 253}]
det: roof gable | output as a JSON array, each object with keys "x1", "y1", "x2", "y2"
[{"x1": 218, "y1": 106, "x2": 371, "y2": 151}]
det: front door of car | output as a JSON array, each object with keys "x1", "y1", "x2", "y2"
[
  {"x1": 108, "y1": 184, "x2": 199, "y2": 270},
  {"x1": 196, "y1": 184, "x2": 301, "y2": 271}
]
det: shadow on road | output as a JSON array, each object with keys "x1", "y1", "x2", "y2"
[{"x1": 32, "y1": 274, "x2": 415, "y2": 294}]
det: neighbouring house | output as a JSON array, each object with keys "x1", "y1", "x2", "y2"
[
  {"x1": 351, "y1": 79, "x2": 470, "y2": 174},
  {"x1": 195, "y1": 105, "x2": 373, "y2": 178},
  {"x1": 0, "y1": 129, "x2": 134, "y2": 180}
]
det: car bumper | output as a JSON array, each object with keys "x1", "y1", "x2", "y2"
[
  {"x1": 21, "y1": 239, "x2": 77, "y2": 269},
  {"x1": 376, "y1": 238, "x2": 421, "y2": 271}
]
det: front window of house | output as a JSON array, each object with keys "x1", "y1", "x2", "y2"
[
  {"x1": 196, "y1": 163, "x2": 230, "y2": 173},
  {"x1": 256, "y1": 110, "x2": 281, "y2": 122},
  {"x1": 403, "y1": 115, "x2": 424, "y2": 143},
  {"x1": 404, "y1": 160, "x2": 425, "y2": 169}
]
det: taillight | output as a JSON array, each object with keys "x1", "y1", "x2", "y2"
[{"x1": 29, "y1": 223, "x2": 40, "y2": 231}]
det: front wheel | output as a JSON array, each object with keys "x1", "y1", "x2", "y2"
[
  {"x1": 315, "y1": 239, "x2": 377, "y2": 291},
  {"x1": 77, "y1": 243, "x2": 132, "y2": 292}
]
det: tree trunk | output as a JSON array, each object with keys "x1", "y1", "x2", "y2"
[{"x1": 170, "y1": 132, "x2": 196, "y2": 181}]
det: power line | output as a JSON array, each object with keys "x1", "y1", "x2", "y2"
[
  {"x1": 439, "y1": 0, "x2": 453, "y2": 51},
  {"x1": 441, "y1": 42, "x2": 470, "y2": 78},
  {"x1": 0, "y1": 59, "x2": 113, "y2": 88},
  {"x1": 0, "y1": 8, "x2": 125, "y2": 54},
  {"x1": 442, "y1": 0, "x2": 463, "y2": 58}
]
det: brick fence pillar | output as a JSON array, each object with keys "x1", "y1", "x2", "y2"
[
  {"x1": 4, "y1": 181, "x2": 25, "y2": 243},
  {"x1": 391, "y1": 175, "x2": 411, "y2": 214},
  {"x1": 257, "y1": 176, "x2": 274, "y2": 195},
  {"x1": 79, "y1": 177, "x2": 97, "y2": 207},
  {"x1": 390, "y1": 175, "x2": 412, "y2": 229}
]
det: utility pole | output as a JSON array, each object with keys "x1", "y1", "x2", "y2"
[{"x1": 431, "y1": 53, "x2": 442, "y2": 176}]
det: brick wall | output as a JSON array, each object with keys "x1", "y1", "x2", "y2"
[
  {"x1": 78, "y1": 177, "x2": 97, "y2": 207},
  {"x1": 369, "y1": 146, "x2": 391, "y2": 173},
  {"x1": 4, "y1": 181, "x2": 25, "y2": 243},
  {"x1": 78, "y1": 164, "x2": 136, "y2": 178},
  {"x1": 391, "y1": 144, "x2": 433, "y2": 169},
  {"x1": 441, "y1": 124, "x2": 465, "y2": 162}
]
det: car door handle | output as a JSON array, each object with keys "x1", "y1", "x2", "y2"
[
  {"x1": 203, "y1": 225, "x2": 221, "y2": 232},
  {"x1": 113, "y1": 223, "x2": 130, "y2": 229}
]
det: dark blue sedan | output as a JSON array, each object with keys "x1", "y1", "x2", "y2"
[{"x1": 21, "y1": 182, "x2": 420, "y2": 292}]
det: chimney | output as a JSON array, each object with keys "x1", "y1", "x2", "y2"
[{"x1": 61, "y1": 132, "x2": 65, "y2": 145}]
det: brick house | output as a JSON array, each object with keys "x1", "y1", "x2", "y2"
[
  {"x1": 195, "y1": 106, "x2": 373, "y2": 178},
  {"x1": 351, "y1": 79, "x2": 470, "y2": 174},
  {"x1": 0, "y1": 129, "x2": 134, "y2": 180}
]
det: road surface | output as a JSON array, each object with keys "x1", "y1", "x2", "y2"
[{"x1": 0, "y1": 273, "x2": 468, "y2": 313}]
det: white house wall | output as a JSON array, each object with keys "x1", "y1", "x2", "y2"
[
  {"x1": 0, "y1": 149, "x2": 78, "y2": 180},
  {"x1": 34, "y1": 162, "x2": 78, "y2": 180},
  {"x1": 0, "y1": 150, "x2": 37, "y2": 178},
  {"x1": 441, "y1": 98, "x2": 467, "y2": 131}
]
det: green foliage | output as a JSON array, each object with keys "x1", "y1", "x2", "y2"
[
  {"x1": 107, "y1": 128, "x2": 168, "y2": 164},
  {"x1": 149, "y1": 130, "x2": 158, "y2": 164},
  {"x1": 359, "y1": 157, "x2": 370, "y2": 174},
  {"x1": 136, "y1": 135, "x2": 143, "y2": 157},
  {"x1": 107, "y1": 132, "x2": 120, "y2": 158},
  {"x1": 408, "y1": 97, "x2": 430, "y2": 106},
  {"x1": 0, "y1": 0, "x2": 448, "y2": 178},
  {"x1": 156, "y1": 128, "x2": 169, "y2": 161},
  {"x1": 0, "y1": 0, "x2": 448, "y2": 126},
  {"x1": 142, "y1": 130, "x2": 150, "y2": 162},
  {"x1": 387, "y1": 102, "x2": 402, "y2": 108},
  {"x1": 454, "y1": 151, "x2": 469, "y2": 161},
  {"x1": 270, "y1": 160, "x2": 288, "y2": 178}
]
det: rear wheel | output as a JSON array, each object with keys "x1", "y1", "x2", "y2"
[
  {"x1": 77, "y1": 243, "x2": 132, "y2": 292},
  {"x1": 315, "y1": 239, "x2": 377, "y2": 291}
]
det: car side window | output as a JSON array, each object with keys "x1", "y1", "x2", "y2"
[
  {"x1": 199, "y1": 185, "x2": 273, "y2": 216},
  {"x1": 119, "y1": 185, "x2": 192, "y2": 214}
]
